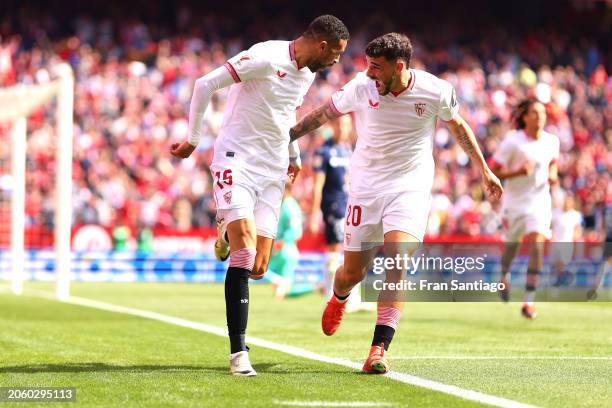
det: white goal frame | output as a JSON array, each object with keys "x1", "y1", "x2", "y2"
[{"x1": 0, "y1": 63, "x2": 74, "y2": 300}]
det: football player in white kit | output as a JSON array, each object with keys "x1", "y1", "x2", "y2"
[
  {"x1": 171, "y1": 15, "x2": 349, "y2": 376},
  {"x1": 490, "y1": 99, "x2": 560, "y2": 319},
  {"x1": 290, "y1": 33, "x2": 502, "y2": 373},
  {"x1": 551, "y1": 192, "x2": 582, "y2": 287}
]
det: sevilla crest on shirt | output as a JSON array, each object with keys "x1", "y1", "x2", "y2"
[{"x1": 414, "y1": 102, "x2": 426, "y2": 117}]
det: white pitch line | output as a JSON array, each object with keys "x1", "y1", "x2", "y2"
[
  {"x1": 354, "y1": 356, "x2": 612, "y2": 361},
  {"x1": 15, "y1": 289, "x2": 538, "y2": 408},
  {"x1": 273, "y1": 400, "x2": 393, "y2": 407}
]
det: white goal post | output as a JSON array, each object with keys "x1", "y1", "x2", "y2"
[{"x1": 0, "y1": 63, "x2": 74, "y2": 300}]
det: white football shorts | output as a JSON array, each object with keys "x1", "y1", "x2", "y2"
[
  {"x1": 502, "y1": 208, "x2": 552, "y2": 242},
  {"x1": 343, "y1": 190, "x2": 431, "y2": 251},
  {"x1": 210, "y1": 160, "x2": 284, "y2": 239}
]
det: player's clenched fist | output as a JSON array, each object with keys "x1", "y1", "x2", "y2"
[
  {"x1": 170, "y1": 141, "x2": 196, "y2": 158},
  {"x1": 482, "y1": 167, "x2": 503, "y2": 201}
]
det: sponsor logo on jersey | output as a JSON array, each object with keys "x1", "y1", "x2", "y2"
[
  {"x1": 368, "y1": 99, "x2": 379, "y2": 109},
  {"x1": 414, "y1": 102, "x2": 426, "y2": 116},
  {"x1": 277, "y1": 70, "x2": 287, "y2": 78},
  {"x1": 345, "y1": 232, "x2": 351, "y2": 245},
  {"x1": 223, "y1": 191, "x2": 232, "y2": 204}
]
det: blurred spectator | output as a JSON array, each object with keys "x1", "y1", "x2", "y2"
[{"x1": 0, "y1": 4, "x2": 609, "y2": 241}]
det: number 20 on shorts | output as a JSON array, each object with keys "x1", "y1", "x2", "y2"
[{"x1": 346, "y1": 205, "x2": 362, "y2": 226}]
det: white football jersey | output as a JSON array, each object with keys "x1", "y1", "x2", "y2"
[
  {"x1": 214, "y1": 41, "x2": 316, "y2": 178},
  {"x1": 552, "y1": 208, "x2": 582, "y2": 241},
  {"x1": 330, "y1": 70, "x2": 459, "y2": 198},
  {"x1": 493, "y1": 130, "x2": 560, "y2": 213}
]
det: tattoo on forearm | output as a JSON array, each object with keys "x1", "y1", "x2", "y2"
[
  {"x1": 453, "y1": 122, "x2": 481, "y2": 162},
  {"x1": 290, "y1": 104, "x2": 337, "y2": 142},
  {"x1": 456, "y1": 127, "x2": 476, "y2": 157}
]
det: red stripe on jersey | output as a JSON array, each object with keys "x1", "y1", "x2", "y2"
[
  {"x1": 391, "y1": 88, "x2": 406, "y2": 97},
  {"x1": 328, "y1": 98, "x2": 344, "y2": 116},
  {"x1": 224, "y1": 62, "x2": 241, "y2": 83},
  {"x1": 289, "y1": 41, "x2": 302, "y2": 70},
  {"x1": 390, "y1": 70, "x2": 415, "y2": 97},
  {"x1": 408, "y1": 69, "x2": 416, "y2": 90}
]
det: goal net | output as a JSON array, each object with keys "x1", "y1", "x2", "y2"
[{"x1": 0, "y1": 63, "x2": 74, "y2": 300}]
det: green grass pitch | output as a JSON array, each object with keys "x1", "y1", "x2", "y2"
[{"x1": 0, "y1": 282, "x2": 610, "y2": 407}]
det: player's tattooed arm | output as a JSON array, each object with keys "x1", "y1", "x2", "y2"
[
  {"x1": 446, "y1": 115, "x2": 487, "y2": 170},
  {"x1": 446, "y1": 115, "x2": 503, "y2": 200},
  {"x1": 290, "y1": 103, "x2": 341, "y2": 142}
]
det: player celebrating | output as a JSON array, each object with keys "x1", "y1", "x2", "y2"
[
  {"x1": 171, "y1": 15, "x2": 349, "y2": 376},
  {"x1": 490, "y1": 99, "x2": 560, "y2": 319},
  {"x1": 290, "y1": 33, "x2": 502, "y2": 374}
]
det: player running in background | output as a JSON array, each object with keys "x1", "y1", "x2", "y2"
[
  {"x1": 290, "y1": 33, "x2": 502, "y2": 374},
  {"x1": 309, "y1": 116, "x2": 365, "y2": 310},
  {"x1": 551, "y1": 191, "x2": 582, "y2": 287},
  {"x1": 490, "y1": 99, "x2": 560, "y2": 319},
  {"x1": 171, "y1": 15, "x2": 349, "y2": 376}
]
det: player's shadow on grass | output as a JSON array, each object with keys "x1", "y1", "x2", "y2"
[
  {"x1": 0, "y1": 363, "x2": 264, "y2": 374},
  {"x1": 197, "y1": 364, "x2": 349, "y2": 375},
  {"x1": 250, "y1": 364, "x2": 351, "y2": 375},
  {"x1": 1, "y1": 363, "x2": 352, "y2": 375}
]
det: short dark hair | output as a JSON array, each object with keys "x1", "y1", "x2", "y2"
[
  {"x1": 303, "y1": 15, "x2": 350, "y2": 44},
  {"x1": 365, "y1": 33, "x2": 412, "y2": 66},
  {"x1": 513, "y1": 98, "x2": 540, "y2": 129}
]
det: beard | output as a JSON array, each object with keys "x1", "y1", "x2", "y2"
[
  {"x1": 307, "y1": 60, "x2": 333, "y2": 72},
  {"x1": 377, "y1": 76, "x2": 395, "y2": 96}
]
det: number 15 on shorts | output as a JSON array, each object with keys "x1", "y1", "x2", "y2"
[{"x1": 214, "y1": 169, "x2": 233, "y2": 189}]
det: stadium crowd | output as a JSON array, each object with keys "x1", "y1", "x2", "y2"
[{"x1": 0, "y1": 6, "x2": 610, "y2": 242}]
